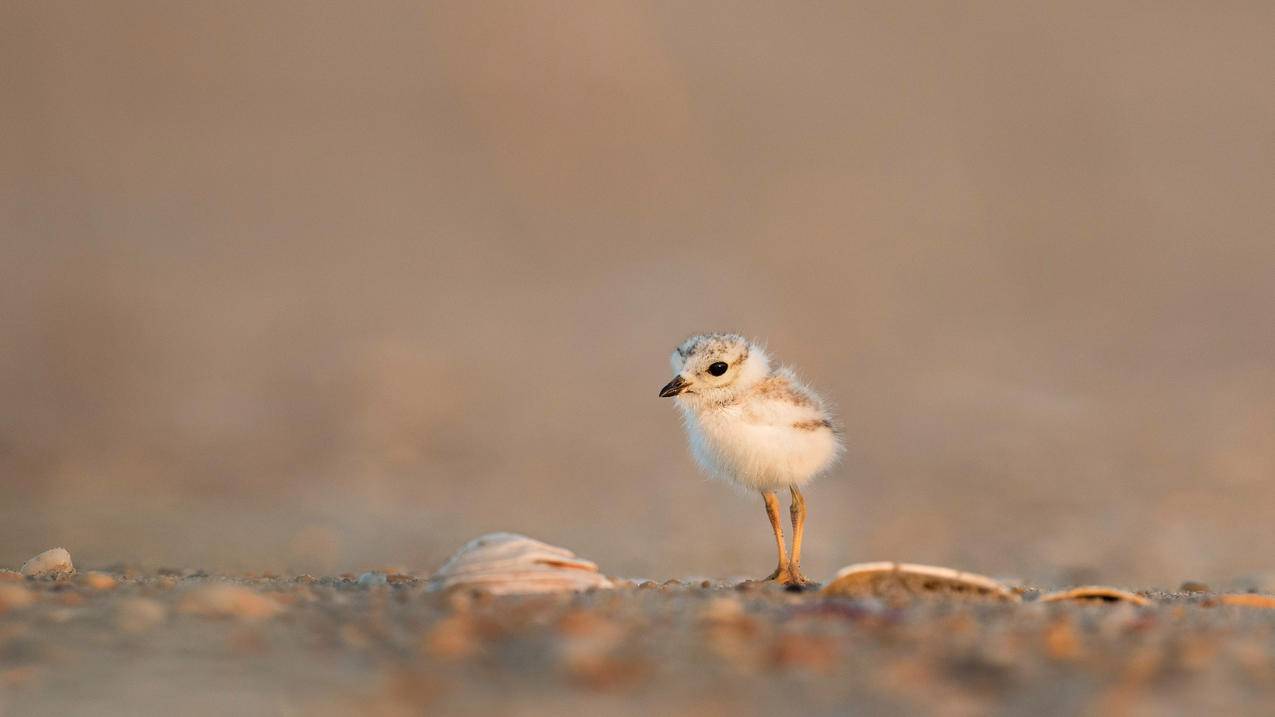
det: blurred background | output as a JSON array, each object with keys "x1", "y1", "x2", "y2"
[{"x1": 2, "y1": 1, "x2": 1273, "y2": 587}]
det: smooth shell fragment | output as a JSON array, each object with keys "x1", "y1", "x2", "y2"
[
  {"x1": 430, "y1": 533, "x2": 614, "y2": 595},
  {"x1": 821, "y1": 561, "x2": 1020, "y2": 603},
  {"x1": 1038, "y1": 586, "x2": 1151, "y2": 606},
  {"x1": 20, "y1": 548, "x2": 75, "y2": 578},
  {"x1": 1210, "y1": 594, "x2": 1275, "y2": 609}
]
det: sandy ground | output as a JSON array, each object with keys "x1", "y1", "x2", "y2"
[{"x1": 4, "y1": 568, "x2": 1275, "y2": 717}]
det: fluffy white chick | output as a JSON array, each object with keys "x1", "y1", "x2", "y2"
[{"x1": 660, "y1": 333, "x2": 842, "y2": 585}]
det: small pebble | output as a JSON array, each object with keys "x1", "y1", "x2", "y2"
[
  {"x1": 116, "y1": 598, "x2": 168, "y2": 633},
  {"x1": 42, "y1": 608, "x2": 78, "y2": 624},
  {"x1": 20, "y1": 548, "x2": 75, "y2": 578},
  {"x1": 1044, "y1": 618, "x2": 1083, "y2": 660},
  {"x1": 177, "y1": 583, "x2": 283, "y2": 621},
  {"x1": 771, "y1": 634, "x2": 839, "y2": 673},
  {"x1": 700, "y1": 596, "x2": 746, "y2": 623},
  {"x1": 357, "y1": 572, "x2": 389, "y2": 587},
  {"x1": 81, "y1": 572, "x2": 119, "y2": 590},
  {"x1": 339, "y1": 623, "x2": 371, "y2": 649},
  {"x1": 424, "y1": 614, "x2": 479, "y2": 660},
  {"x1": 0, "y1": 584, "x2": 35, "y2": 613},
  {"x1": 1180, "y1": 581, "x2": 1211, "y2": 594}
]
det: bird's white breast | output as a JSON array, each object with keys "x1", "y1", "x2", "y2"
[{"x1": 680, "y1": 399, "x2": 840, "y2": 490}]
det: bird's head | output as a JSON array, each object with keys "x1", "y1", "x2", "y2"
[{"x1": 659, "y1": 333, "x2": 770, "y2": 404}]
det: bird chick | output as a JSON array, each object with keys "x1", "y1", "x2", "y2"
[{"x1": 659, "y1": 333, "x2": 842, "y2": 585}]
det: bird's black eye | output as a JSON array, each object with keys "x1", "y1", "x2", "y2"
[{"x1": 707, "y1": 362, "x2": 729, "y2": 376}]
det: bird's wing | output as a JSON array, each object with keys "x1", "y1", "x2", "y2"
[{"x1": 741, "y1": 370, "x2": 836, "y2": 432}]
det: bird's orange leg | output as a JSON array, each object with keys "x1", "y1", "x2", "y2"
[
  {"x1": 761, "y1": 490, "x2": 791, "y2": 581},
  {"x1": 787, "y1": 486, "x2": 812, "y2": 585}
]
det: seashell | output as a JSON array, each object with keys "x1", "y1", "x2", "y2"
[
  {"x1": 1209, "y1": 593, "x2": 1275, "y2": 609},
  {"x1": 1038, "y1": 586, "x2": 1151, "y2": 606},
  {"x1": 429, "y1": 533, "x2": 614, "y2": 595},
  {"x1": 20, "y1": 547, "x2": 75, "y2": 578},
  {"x1": 821, "y1": 561, "x2": 1020, "y2": 603}
]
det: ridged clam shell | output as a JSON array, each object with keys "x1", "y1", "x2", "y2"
[
  {"x1": 429, "y1": 533, "x2": 614, "y2": 595},
  {"x1": 822, "y1": 561, "x2": 1020, "y2": 603},
  {"x1": 1038, "y1": 586, "x2": 1150, "y2": 606}
]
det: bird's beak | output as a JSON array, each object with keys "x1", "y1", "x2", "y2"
[{"x1": 659, "y1": 375, "x2": 690, "y2": 398}]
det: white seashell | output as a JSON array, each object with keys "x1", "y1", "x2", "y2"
[
  {"x1": 430, "y1": 533, "x2": 614, "y2": 595},
  {"x1": 821, "y1": 561, "x2": 1020, "y2": 603},
  {"x1": 20, "y1": 547, "x2": 75, "y2": 578},
  {"x1": 1038, "y1": 586, "x2": 1150, "y2": 606}
]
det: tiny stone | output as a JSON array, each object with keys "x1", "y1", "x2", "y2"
[
  {"x1": 700, "y1": 596, "x2": 745, "y2": 623},
  {"x1": 0, "y1": 584, "x2": 35, "y2": 613},
  {"x1": 424, "y1": 614, "x2": 479, "y2": 660},
  {"x1": 1180, "y1": 581, "x2": 1211, "y2": 594},
  {"x1": 178, "y1": 583, "x2": 283, "y2": 621},
  {"x1": 116, "y1": 598, "x2": 168, "y2": 632},
  {"x1": 43, "y1": 607, "x2": 78, "y2": 624},
  {"x1": 81, "y1": 572, "x2": 119, "y2": 590},
  {"x1": 357, "y1": 571, "x2": 389, "y2": 587},
  {"x1": 20, "y1": 548, "x2": 75, "y2": 578}
]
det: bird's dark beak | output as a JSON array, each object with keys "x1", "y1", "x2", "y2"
[{"x1": 659, "y1": 375, "x2": 689, "y2": 398}]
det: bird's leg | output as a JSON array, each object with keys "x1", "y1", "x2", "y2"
[
  {"x1": 787, "y1": 486, "x2": 811, "y2": 585},
  {"x1": 761, "y1": 490, "x2": 790, "y2": 581}
]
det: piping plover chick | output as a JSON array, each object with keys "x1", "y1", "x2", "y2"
[{"x1": 659, "y1": 333, "x2": 843, "y2": 586}]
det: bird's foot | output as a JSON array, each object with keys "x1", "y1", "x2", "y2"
[
  {"x1": 763, "y1": 565, "x2": 816, "y2": 589},
  {"x1": 785, "y1": 564, "x2": 813, "y2": 587}
]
